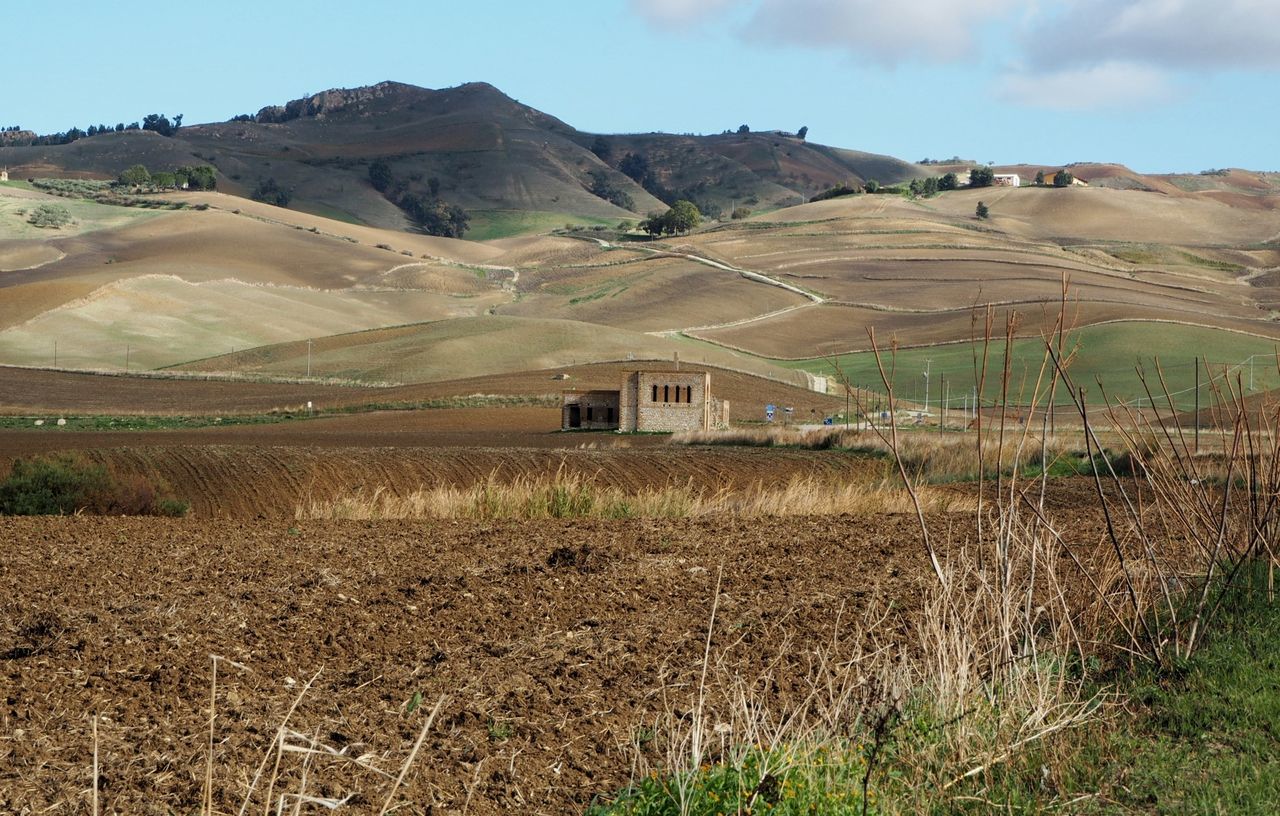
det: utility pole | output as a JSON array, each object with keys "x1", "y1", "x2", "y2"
[
  {"x1": 922, "y1": 358, "x2": 932, "y2": 412},
  {"x1": 1250, "y1": 355, "x2": 1254, "y2": 391},
  {"x1": 846, "y1": 384, "x2": 851, "y2": 430},
  {"x1": 939, "y1": 374, "x2": 945, "y2": 436},
  {"x1": 125, "y1": 345, "x2": 130, "y2": 373},
  {"x1": 53, "y1": 340, "x2": 57, "y2": 369},
  {"x1": 306, "y1": 338, "x2": 313, "y2": 378},
  {"x1": 1194, "y1": 356, "x2": 1200, "y2": 454}
]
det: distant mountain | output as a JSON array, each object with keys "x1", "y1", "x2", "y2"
[{"x1": 0, "y1": 81, "x2": 925, "y2": 234}]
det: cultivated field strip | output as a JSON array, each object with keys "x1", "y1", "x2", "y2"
[{"x1": 57, "y1": 445, "x2": 885, "y2": 518}]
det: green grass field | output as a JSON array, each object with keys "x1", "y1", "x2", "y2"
[
  {"x1": 467, "y1": 210, "x2": 621, "y2": 241},
  {"x1": 777, "y1": 322, "x2": 1280, "y2": 410},
  {"x1": 0, "y1": 192, "x2": 164, "y2": 239}
]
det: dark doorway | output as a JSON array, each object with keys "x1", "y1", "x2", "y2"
[{"x1": 568, "y1": 404, "x2": 581, "y2": 428}]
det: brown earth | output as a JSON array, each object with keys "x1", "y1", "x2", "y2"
[
  {"x1": 0, "y1": 439, "x2": 885, "y2": 518},
  {"x1": 0, "y1": 361, "x2": 837, "y2": 418},
  {"x1": 0, "y1": 504, "x2": 1105, "y2": 814}
]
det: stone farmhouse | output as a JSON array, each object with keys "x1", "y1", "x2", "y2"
[{"x1": 562, "y1": 370, "x2": 729, "y2": 432}]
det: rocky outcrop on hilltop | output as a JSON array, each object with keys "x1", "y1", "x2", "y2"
[
  {"x1": 255, "y1": 81, "x2": 412, "y2": 124},
  {"x1": 0, "y1": 130, "x2": 38, "y2": 147}
]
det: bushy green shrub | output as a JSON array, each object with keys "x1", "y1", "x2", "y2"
[
  {"x1": 0, "y1": 454, "x2": 109, "y2": 515},
  {"x1": 27, "y1": 204, "x2": 73, "y2": 229},
  {"x1": 0, "y1": 454, "x2": 189, "y2": 516}
]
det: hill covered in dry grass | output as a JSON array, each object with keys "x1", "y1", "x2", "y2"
[{"x1": 0, "y1": 81, "x2": 924, "y2": 235}]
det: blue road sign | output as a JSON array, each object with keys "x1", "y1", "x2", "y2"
[{"x1": 765, "y1": 403, "x2": 776, "y2": 421}]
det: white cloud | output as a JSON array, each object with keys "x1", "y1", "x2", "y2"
[
  {"x1": 996, "y1": 61, "x2": 1176, "y2": 110},
  {"x1": 628, "y1": 0, "x2": 741, "y2": 27},
  {"x1": 1028, "y1": 0, "x2": 1280, "y2": 71},
  {"x1": 744, "y1": 0, "x2": 1020, "y2": 64}
]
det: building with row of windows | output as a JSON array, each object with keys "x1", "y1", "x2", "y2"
[{"x1": 562, "y1": 370, "x2": 729, "y2": 432}]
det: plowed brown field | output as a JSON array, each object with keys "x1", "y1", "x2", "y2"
[
  {"x1": 0, "y1": 440, "x2": 883, "y2": 518},
  {"x1": 0, "y1": 509, "x2": 1104, "y2": 814},
  {"x1": 0, "y1": 361, "x2": 834, "y2": 418}
]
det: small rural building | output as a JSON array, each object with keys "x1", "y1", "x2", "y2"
[
  {"x1": 993, "y1": 173, "x2": 1021, "y2": 187},
  {"x1": 563, "y1": 370, "x2": 729, "y2": 432},
  {"x1": 561, "y1": 389, "x2": 621, "y2": 430},
  {"x1": 0, "y1": 167, "x2": 8, "y2": 182}
]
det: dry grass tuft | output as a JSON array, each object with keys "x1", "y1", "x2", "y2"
[{"x1": 295, "y1": 471, "x2": 975, "y2": 520}]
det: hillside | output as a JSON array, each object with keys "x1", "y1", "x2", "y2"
[{"x1": 0, "y1": 81, "x2": 923, "y2": 235}]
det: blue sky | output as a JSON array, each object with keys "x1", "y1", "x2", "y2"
[{"x1": 2, "y1": 0, "x2": 1275, "y2": 173}]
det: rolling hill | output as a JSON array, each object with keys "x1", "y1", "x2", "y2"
[{"x1": 0, "y1": 81, "x2": 924, "y2": 235}]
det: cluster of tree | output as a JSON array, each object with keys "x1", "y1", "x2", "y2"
[
  {"x1": 587, "y1": 170, "x2": 634, "y2": 210},
  {"x1": 252, "y1": 177, "x2": 290, "y2": 207},
  {"x1": 231, "y1": 113, "x2": 257, "y2": 123},
  {"x1": 968, "y1": 166, "x2": 995, "y2": 188},
  {"x1": 976, "y1": 201, "x2": 990, "y2": 219},
  {"x1": 141, "y1": 113, "x2": 183, "y2": 137},
  {"x1": 368, "y1": 159, "x2": 469, "y2": 237},
  {"x1": 117, "y1": 164, "x2": 216, "y2": 191},
  {"x1": 908, "y1": 177, "x2": 940, "y2": 197},
  {"x1": 917, "y1": 156, "x2": 968, "y2": 166},
  {"x1": 638, "y1": 200, "x2": 702, "y2": 237},
  {"x1": 731, "y1": 206, "x2": 751, "y2": 219},
  {"x1": 810, "y1": 182, "x2": 863, "y2": 202},
  {"x1": 3, "y1": 125, "x2": 23, "y2": 132},
  {"x1": 7, "y1": 113, "x2": 183, "y2": 147}
]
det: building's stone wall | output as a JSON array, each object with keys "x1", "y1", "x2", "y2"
[
  {"x1": 562, "y1": 390, "x2": 621, "y2": 430},
  {"x1": 629, "y1": 371, "x2": 712, "y2": 433},
  {"x1": 619, "y1": 372, "x2": 640, "y2": 432}
]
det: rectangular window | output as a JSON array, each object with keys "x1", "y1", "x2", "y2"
[
  {"x1": 651, "y1": 384, "x2": 658, "y2": 402},
  {"x1": 663, "y1": 384, "x2": 670, "y2": 403},
  {"x1": 685, "y1": 385, "x2": 693, "y2": 403},
  {"x1": 586, "y1": 406, "x2": 594, "y2": 421}
]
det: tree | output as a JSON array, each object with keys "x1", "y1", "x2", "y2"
[
  {"x1": 663, "y1": 200, "x2": 702, "y2": 234},
  {"x1": 181, "y1": 165, "x2": 217, "y2": 191},
  {"x1": 368, "y1": 158, "x2": 393, "y2": 193},
  {"x1": 731, "y1": 206, "x2": 751, "y2": 220},
  {"x1": 1034, "y1": 170, "x2": 1045, "y2": 186},
  {"x1": 588, "y1": 170, "x2": 634, "y2": 210},
  {"x1": 151, "y1": 171, "x2": 177, "y2": 189},
  {"x1": 797, "y1": 125, "x2": 809, "y2": 141},
  {"x1": 938, "y1": 172, "x2": 959, "y2": 191},
  {"x1": 590, "y1": 136, "x2": 612, "y2": 163},
  {"x1": 618, "y1": 152, "x2": 649, "y2": 183},
  {"x1": 118, "y1": 164, "x2": 151, "y2": 186},
  {"x1": 975, "y1": 201, "x2": 990, "y2": 219},
  {"x1": 737, "y1": 124, "x2": 750, "y2": 134},
  {"x1": 968, "y1": 166, "x2": 994, "y2": 188},
  {"x1": 1053, "y1": 169, "x2": 1075, "y2": 188},
  {"x1": 252, "y1": 177, "x2": 290, "y2": 207},
  {"x1": 922, "y1": 176, "x2": 939, "y2": 196},
  {"x1": 639, "y1": 212, "x2": 665, "y2": 237},
  {"x1": 864, "y1": 179, "x2": 881, "y2": 194}
]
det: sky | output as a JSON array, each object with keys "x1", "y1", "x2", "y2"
[{"x1": 2, "y1": 0, "x2": 1276, "y2": 173}]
